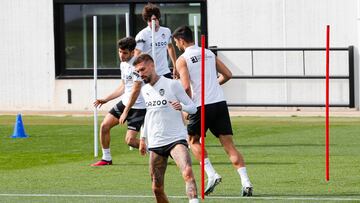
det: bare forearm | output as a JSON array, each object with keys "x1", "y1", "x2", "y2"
[
  {"x1": 104, "y1": 87, "x2": 124, "y2": 101},
  {"x1": 123, "y1": 82, "x2": 142, "y2": 113},
  {"x1": 217, "y1": 74, "x2": 230, "y2": 85},
  {"x1": 168, "y1": 45, "x2": 177, "y2": 69},
  {"x1": 123, "y1": 90, "x2": 140, "y2": 113}
]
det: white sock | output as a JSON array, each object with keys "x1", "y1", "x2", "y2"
[
  {"x1": 204, "y1": 158, "x2": 217, "y2": 178},
  {"x1": 189, "y1": 198, "x2": 199, "y2": 203},
  {"x1": 237, "y1": 167, "x2": 251, "y2": 187},
  {"x1": 102, "y1": 148, "x2": 112, "y2": 161}
]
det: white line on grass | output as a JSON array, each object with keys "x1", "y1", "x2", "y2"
[{"x1": 0, "y1": 194, "x2": 359, "y2": 201}]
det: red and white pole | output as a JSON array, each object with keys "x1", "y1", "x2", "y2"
[
  {"x1": 200, "y1": 35, "x2": 206, "y2": 199},
  {"x1": 325, "y1": 25, "x2": 330, "y2": 181}
]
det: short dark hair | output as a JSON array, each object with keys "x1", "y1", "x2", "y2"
[
  {"x1": 133, "y1": 54, "x2": 154, "y2": 66},
  {"x1": 142, "y1": 3, "x2": 161, "y2": 22},
  {"x1": 117, "y1": 37, "x2": 136, "y2": 51},
  {"x1": 172, "y1": 25, "x2": 194, "y2": 43}
]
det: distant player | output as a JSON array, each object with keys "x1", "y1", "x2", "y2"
[
  {"x1": 172, "y1": 26, "x2": 253, "y2": 196},
  {"x1": 135, "y1": 3, "x2": 177, "y2": 79},
  {"x1": 91, "y1": 37, "x2": 146, "y2": 166},
  {"x1": 134, "y1": 54, "x2": 199, "y2": 203}
]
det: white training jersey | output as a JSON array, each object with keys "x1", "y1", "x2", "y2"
[
  {"x1": 120, "y1": 57, "x2": 146, "y2": 109},
  {"x1": 180, "y1": 45, "x2": 225, "y2": 107},
  {"x1": 140, "y1": 76, "x2": 196, "y2": 148},
  {"x1": 135, "y1": 26, "x2": 172, "y2": 76}
]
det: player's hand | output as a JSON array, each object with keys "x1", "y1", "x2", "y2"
[
  {"x1": 119, "y1": 112, "x2": 128, "y2": 124},
  {"x1": 182, "y1": 111, "x2": 189, "y2": 120},
  {"x1": 169, "y1": 101, "x2": 182, "y2": 111},
  {"x1": 172, "y1": 69, "x2": 180, "y2": 79},
  {"x1": 93, "y1": 99, "x2": 107, "y2": 108},
  {"x1": 139, "y1": 139, "x2": 147, "y2": 156}
]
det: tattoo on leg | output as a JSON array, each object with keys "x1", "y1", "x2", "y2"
[
  {"x1": 171, "y1": 145, "x2": 198, "y2": 199},
  {"x1": 186, "y1": 181, "x2": 198, "y2": 199},
  {"x1": 149, "y1": 152, "x2": 168, "y2": 186},
  {"x1": 171, "y1": 145, "x2": 192, "y2": 172}
]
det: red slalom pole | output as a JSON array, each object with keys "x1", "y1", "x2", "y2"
[
  {"x1": 325, "y1": 25, "x2": 330, "y2": 181},
  {"x1": 200, "y1": 35, "x2": 206, "y2": 199}
]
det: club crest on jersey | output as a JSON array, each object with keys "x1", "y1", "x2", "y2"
[{"x1": 159, "y1": 89, "x2": 165, "y2": 96}]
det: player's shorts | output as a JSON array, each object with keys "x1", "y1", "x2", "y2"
[
  {"x1": 187, "y1": 101, "x2": 233, "y2": 137},
  {"x1": 162, "y1": 72, "x2": 173, "y2": 79},
  {"x1": 109, "y1": 101, "x2": 146, "y2": 132},
  {"x1": 148, "y1": 139, "x2": 188, "y2": 158}
]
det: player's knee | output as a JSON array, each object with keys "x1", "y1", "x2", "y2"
[
  {"x1": 100, "y1": 122, "x2": 111, "y2": 134},
  {"x1": 182, "y1": 166, "x2": 194, "y2": 181},
  {"x1": 152, "y1": 185, "x2": 164, "y2": 196},
  {"x1": 188, "y1": 136, "x2": 200, "y2": 145},
  {"x1": 125, "y1": 136, "x2": 136, "y2": 145}
]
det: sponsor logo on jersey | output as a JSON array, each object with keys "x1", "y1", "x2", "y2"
[
  {"x1": 159, "y1": 89, "x2": 165, "y2": 96},
  {"x1": 153, "y1": 41, "x2": 167, "y2": 47},
  {"x1": 145, "y1": 100, "x2": 168, "y2": 107},
  {"x1": 161, "y1": 33, "x2": 165, "y2": 39}
]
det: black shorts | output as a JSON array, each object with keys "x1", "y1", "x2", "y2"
[
  {"x1": 187, "y1": 101, "x2": 233, "y2": 137},
  {"x1": 109, "y1": 101, "x2": 146, "y2": 132},
  {"x1": 148, "y1": 139, "x2": 188, "y2": 158},
  {"x1": 162, "y1": 72, "x2": 173, "y2": 79}
]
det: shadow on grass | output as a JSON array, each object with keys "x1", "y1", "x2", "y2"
[
  {"x1": 206, "y1": 144, "x2": 327, "y2": 148},
  {"x1": 110, "y1": 163, "x2": 150, "y2": 166},
  {"x1": 254, "y1": 193, "x2": 360, "y2": 197},
  {"x1": 211, "y1": 193, "x2": 360, "y2": 197},
  {"x1": 210, "y1": 161, "x2": 296, "y2": 166}
]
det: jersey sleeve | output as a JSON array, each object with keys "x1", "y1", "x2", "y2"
[
  {"x1": 135, "y1": 31, "x2": 146, "y2": 52},
  {"x1": 132, "y1": 69, "x2": 143, "y2": 82},
  {"x1": 139, "y1": 88, "x2": 147, "y2": 139},
  {"x1": 172, "y1": 80, "x2": 196, "y2": 114},
  {"x1": 120, "y1": 65, "x2": 125, "y2": 80},
  {"x1": 140, "y1": 124, "x2": 147, "y2": 139},
  {"x1": 166, "y1": 27, "x2": 172, "y2": 44}
]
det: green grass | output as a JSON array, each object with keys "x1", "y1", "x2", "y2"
[{"x1": 0, "y1": 115, "x2": 360, "y2": 202}]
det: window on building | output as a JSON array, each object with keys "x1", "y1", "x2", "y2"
[{"x1": 54, "y1": 0, "x2": 207, "y2": 79}]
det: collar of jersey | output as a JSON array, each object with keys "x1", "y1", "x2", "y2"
[
  {"x1": 152, "y1": 75, "x2": 163, "y2": 87},
  {"x1": 185, "y1": 45, "x2": 198, "y2": 52}
]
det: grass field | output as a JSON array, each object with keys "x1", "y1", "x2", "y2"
[{"x1": 0, "y1": 115, "x2": 360, "y2": 202}]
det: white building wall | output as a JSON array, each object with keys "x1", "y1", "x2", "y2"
[
  {"x1": 0, "y1": 0, "x2": 118, "y2": 111},
  {"x1": 0, "y1": 0, "x2": 55, "y2": 111},
  {"x1": 54, "y1": 80, "x2": 119, "y2": 111},
  {"x1": 0, "y1": 0, "x2": 359, "y2": 111},
  {"x1": 207, "y1": 0, "x2": 358, "y2": 107}
]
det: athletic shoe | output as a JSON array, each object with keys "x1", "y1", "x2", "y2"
[
  {"x1": 204, "y1": 173, "x2": 222, "y2": 195},
  {"x1": 241, "y1": 186, "x2": 253, "y2": 197},
  {"x1": 90, "y1": 160, "x2": 112, "y2": 166}
]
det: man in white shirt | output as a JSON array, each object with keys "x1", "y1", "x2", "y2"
[
  {"x1": 172, "y1": 26, "x2": 253, "y2": 196},
  {"x1": 91, "y1": 37, "x2": 146, "y2": 166},
  {"x1": 133, "y1": 54, "x2": 199, "y2": 203},
  {"x1": 135, "y1": 3, "x2": 177, "y2": 79}
]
